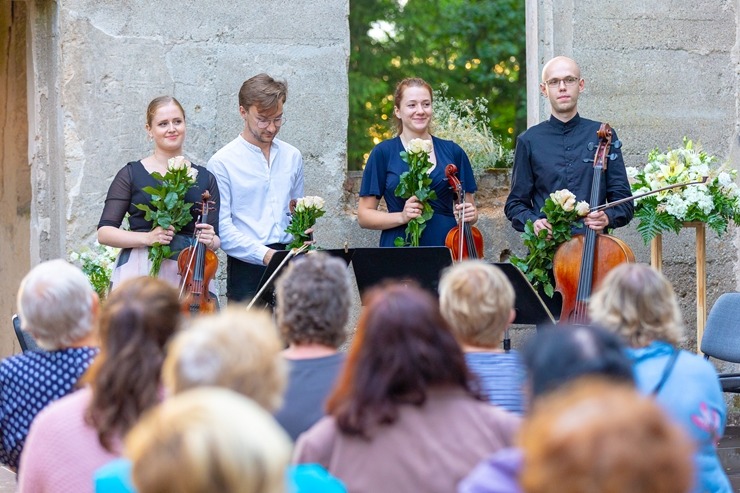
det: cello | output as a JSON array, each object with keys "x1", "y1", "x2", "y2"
[
  {"x1": 553, "y1": 123, "x2": 635, "y2": 324},
  {"x1": 445, "y1": 164, "x2": 484, "y2": 260},
  {"x1": 177, "y1": 190, "x2": 219, "y2": 314}
]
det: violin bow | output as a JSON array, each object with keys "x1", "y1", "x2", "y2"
[
  {"x1": 590, "y1": 176, "x2": 708, "y2": 213},
  {"x1": 246, "y1": 243, "x2": 311, "y2": 310}
]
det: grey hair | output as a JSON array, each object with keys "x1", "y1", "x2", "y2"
[
  {"x1": 276, "y1": 252, "x2": 351, "y2": 348},
  {"x1": 17, "y1": 259, "x2": 95, "y2": 350}
]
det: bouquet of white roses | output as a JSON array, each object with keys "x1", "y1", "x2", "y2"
[
  {"x1": 69, "y1": 241, "x2": 120, "y2": 299},
  {"x1": 394, "y1": 138, "x2": 437, "y2": 247},
  {"x1": 627, "y1": 138, "x2": 740, "y2": 243},
  {"x1": 285, "y1": 196, "x2": 326, "y2": 250},
  {"x1": 134, "y1": 156, "x2": 198, "y2": 276},
  {"x1": 510, "y1": 189, "x2": 590, "y2": 297}
]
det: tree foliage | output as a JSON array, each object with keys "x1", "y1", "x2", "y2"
[{"x1": 348, "y1": 0, "x2": 526, "y2": 170}]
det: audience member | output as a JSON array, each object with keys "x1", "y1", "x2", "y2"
[
  {"x1": 95, "y1": 306, "x2": 345, "y2": 493},
  {"x1": 589, "y1": 263, "x2": 731, "y2": 493},
  {"x1": 0, "y1": 260, "x2": 99, "y2": 471},
  {"x1": 439, "y1": 260, "x2": 526, "y2": 414},
  {"x1": 294, "y1": 283, "x2": 520, "y2": 493},
  {"x1": 163, "y1": 307, "x2": 286, "y2": 411},
  {"x1": 18, "y1": 276, "x2": 181, "y2": 493},
  {"x1": 274, "y1": 252, "x2": 351, "y2": 440},
  {"x1": 520, "y1": 378, "x2": 694, "y2": 493},
  {"x1": 459, "y1": 324, "x2": 635, "y2": 493},
  {"x1": 126, "y1": 387, "x2": 292, "y2": 493}
]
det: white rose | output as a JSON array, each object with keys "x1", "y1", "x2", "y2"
[
  {"x1": 407, "y1": 138, "x2": 425, "y2": 154},
  {"x1": 187, "y1": 167, "x2": 199, "y2": 181},
  {"x1": 295, "y1": 197, "x2": 306, "y2": 212},
  {"x1": 551, "y1": 189, "x2": 576, "y2": 211},
  {"x1": 561, "y1": 194, "x2": 576, "y2": 212},
  {"x1": 304, "y1": 196, "x2": 316, "y2": 208},
  {"x1": 168, "y1": 156, "x2": 189, "y2": 171},
  {"x1": 625, "y1": 167, "x2": 638, "y2": 178},
  {"x1": 311, "y1": 196, "x2": 326, "y2": 210},
  {"x1": 421, "y1": 139, "x2": 433, "y2": 154},
  {"x1": 575, "y1": 201, "x2": 590, "y2": 216}
]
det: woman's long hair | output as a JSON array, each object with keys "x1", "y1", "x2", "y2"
[
  {"x1": 326, "y1": 283, "x2": 480, "y2": 437},
  {"x1": 85, "y1": 276, "x2": 181, "y2": 451}
]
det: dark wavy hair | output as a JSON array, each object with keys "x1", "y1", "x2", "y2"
[
  {"x1": 326, "y1": 283, "x2": 480, "y2": 437},
  {"x1": 85, "y1": 276, "x2": 181, "y2": 451}
]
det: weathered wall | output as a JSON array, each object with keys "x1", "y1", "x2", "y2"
[
  {"x1": 4, "y1": 0, "x2": 349, "y2": 357},
  {"x1": 525, "y1": 0, "x2": 739, "y2": 352},
  {"x1": 0, "y1": 1, "x2": 31, "y2": 356}
]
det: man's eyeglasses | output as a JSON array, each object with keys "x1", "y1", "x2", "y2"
[
  {"x1": 254, "y1": 115, "x2": 287, "y2": 129},
  {"x1": 544, "y1": 76, "x2": 580, "y2": 88}
]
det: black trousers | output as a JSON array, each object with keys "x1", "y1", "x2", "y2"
[{"x1": 226, "y1": 243, "x2": 286, "y2": 303}]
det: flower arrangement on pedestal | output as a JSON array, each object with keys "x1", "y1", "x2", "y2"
[
  {"x1": 134, "y1": 156, "x2": 198, "y2": 276},
  {"x1": 626, "y1": 138, "x2": 740, "y2": 243},
  {"x1": 69, "y1": 242, "x2": 119, "y2": 299},
  {"x1": 510, "y1": 189, "x2": 590, "y2": 297},
  {"x1": 285, "y1": 196, "x2": 326, "y2": 250},
  {"x1": 394, "y1": 138, "x2": 437, "y2": 247}
]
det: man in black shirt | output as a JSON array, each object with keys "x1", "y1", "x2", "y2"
[{"x1": 505, "y1": 56, "x2": 633, "y2": 235}]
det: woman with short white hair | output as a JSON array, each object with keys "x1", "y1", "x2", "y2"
[{"x1": 0, "y1": 259, "x2": 99, "y2": 471}]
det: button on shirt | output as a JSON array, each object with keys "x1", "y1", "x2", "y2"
[
  {"x1": 505, "y1": 114, "x2": 633, "y2": 232},
  {"x1": 208, "y1": 135, "x2": 304, "y2": 265}
]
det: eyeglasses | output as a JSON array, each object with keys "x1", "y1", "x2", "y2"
[
  {"x1": 544, "y1": 76, "x2": 580, "y2": 87},
  {"x1": 253, "y1": 114, "x2": 286, "y2": 129}
]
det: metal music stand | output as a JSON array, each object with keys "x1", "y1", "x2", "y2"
[
  {"x1": 493, "y1": 262, "x2": 556, "y2": 327},
  {"x1": 351, "y1": 247, "x2": 454, "y2": 302},
  {"x1": 252, "y1": 248, "x2": 355, "y2": 308}
]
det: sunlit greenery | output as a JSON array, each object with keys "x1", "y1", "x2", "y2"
[{"x1": 348, "y1": 0, "x2": 526, "y2": 170}]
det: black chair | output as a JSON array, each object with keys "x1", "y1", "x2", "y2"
[
  {"x1": 12, "y1": 314, "x2": 40, "y2": 352},
  {"x1": 701, "y1": 293, "x2": 740, "y2": 392}
]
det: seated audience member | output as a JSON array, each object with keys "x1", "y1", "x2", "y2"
[
  {"x1": 459, "y1": 324, "x2": 635, "y2": 493},
  {"x1": 294, "y1": 283, "x2": 521, "y2": 493},
  {"x1": 439, "y1": 260, "x2": 526, "y2": 414},
  {"x1": 95, "y1": 307, "x2": 346, "y2": 493},
  {"x1": 274, "y1": 252, "x2": 351, "y2": 440},
  {"x1": 0, "y1": 259, "x2": 99, "y2": 471},
  {"x1": 163, "y1": 307, "x2": 286, "y2": 411},
  {"x1": 18, "y1": 276, "x2": 181, "y2": 493},
  {"x1": 520, "y1": 378, "x2": 693, "y2": 493},
  {"x1": 589, "y1": 263, "x2": 731, "y2": 493},
  {"x1": 126, "y1": 388, "x2": 292, "y2": 493}
]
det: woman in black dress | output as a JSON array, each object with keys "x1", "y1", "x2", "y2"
[{"x1": 97, "y1": 96, "x2": 220, "y2": 290}]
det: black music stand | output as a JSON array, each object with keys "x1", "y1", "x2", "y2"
[
  {"x1": 352, "y1": 247, "x2": 453, "y2": 302},
  {"x1": 493, "y1": 262, "x2": 556, "y2": 327},
  {"x1": 253, "y1": 248, "x2": 355, "y2": 308}
]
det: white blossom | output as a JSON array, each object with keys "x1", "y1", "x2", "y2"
[
  {"x1": 575, "y1": 201, "x2": 590, "y2": 216},
  {"x1": 407, "y1": 138, "x2": 433, "y2": 155},
  {"x1": 625, "y1": 167, "x2": 638, "y2": 178},
  {"x1": 168, "y1": 156, "x2": 190, "y2": 171}
]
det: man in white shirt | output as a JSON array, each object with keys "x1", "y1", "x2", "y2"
[{"x1": 208, "y1": 73, "x2": 304, "y2": 302}]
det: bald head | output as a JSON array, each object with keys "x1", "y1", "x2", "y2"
[{"x1": 541, "y1": 56, "x2": 581, "y2": 82}]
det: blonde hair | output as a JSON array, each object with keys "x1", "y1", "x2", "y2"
[
  {"x1": 439, "y1": 261, "x2": 514, "y2": 347},
  {"x1": 589, "y1": 263, "x2": 683, "y2": 347},
  {"x1": 519, "y1": 378, "x2": 694, "y2": 493},
  {"x1": 127, "y1": 388, "x2": 292, "y2": 493},
  {"x1": 163, "y1": 307, "x2": 286, "y2": 411}
]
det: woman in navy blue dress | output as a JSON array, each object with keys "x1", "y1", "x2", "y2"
[{"x1": 358, "y1": 78, "x2": 478, "y2": 247}]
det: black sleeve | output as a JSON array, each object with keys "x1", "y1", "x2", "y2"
[{"x1": 97, "y1": 164, "x2": 133, "y2": 229}]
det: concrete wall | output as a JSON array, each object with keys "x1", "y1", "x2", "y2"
[
  {"x1": 526, "y1": 0, "x2": 739, "y2": 351},
  {"x1": 2, "y1": 0, "x2": 350, "y2": 357}
]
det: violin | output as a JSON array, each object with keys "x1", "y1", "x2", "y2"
[
  {"x1": 553, "y1": 124, "x2": 635, "y2": 324},
  {"x1": 177, "y1": 191, "x2": 219, "y2": 315},
  {"x1": 445, "y1": 164, "x2": 484, "y2": 261}
]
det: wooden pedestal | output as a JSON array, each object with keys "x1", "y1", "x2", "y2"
[{"x1": 650, "y1": 222, "x2": 706, "y2": 353}]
